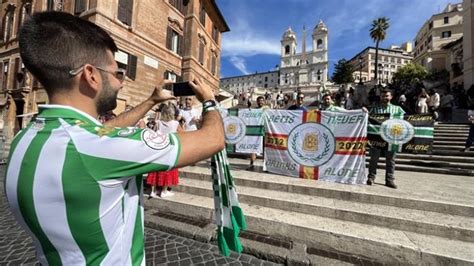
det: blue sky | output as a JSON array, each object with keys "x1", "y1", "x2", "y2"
[{"x1": 216, "y1": 0, "x2": 453, "y2": 78}]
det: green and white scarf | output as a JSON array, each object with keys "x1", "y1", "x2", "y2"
[{"x1": 211, "y1": 148, "x2": 247, "y2": 256}]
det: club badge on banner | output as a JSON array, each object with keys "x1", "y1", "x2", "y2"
[
  {"x1": 264, "y1": 109, "x2": 368, "y2": 184},
  {"x1": 222, "y1": 109, "x2": 265, "y2": 154}
]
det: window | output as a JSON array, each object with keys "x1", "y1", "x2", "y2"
[
  {"x1": 199, "y1": 2, "x2": 206, "y2": 26},
  {"x1": 317, "y1": 39, "x2": 323, "y2": 49},
  {"x1": 75, "y1": 0, "x2": 88, "y2": 15},
  {"x1": 212, "y1": 26, "x2": 219, "y2": 43},
  {"x1": 428, "y1": 35, "x2": 432, "y2": 43},
  {"x1": 199, "y1": 42, "x2": 205, "y2": 65},
  {"x1": 166, "y1": 27, "x2": 183, "y2": 55},
  {"x1": 2, "y1": 7, "x2": 14, "y2": 42},
  {"x1": 114, "y1": 50, "x2": 137, "y2": 80},
  {"x1": 163, "y1": 70, "x2": 181, "y2": 82},
  {"x1": 118, "y1": 0, "x2": 133, "y2": 26},
  {"x1": 18, "y1": 2, "x2": 32, "y2": 30},
  {"x1": 442, "y1": 31, "x2": 451, "y2": 38},
  {"x1": 47, "y1": 0, "x2": 64, "y2": 11},
  {"x1": 169, "y1": 0, "x2": 187, "y2": 15},
  {"x1": 444, "y1": 16, "x2": 449, "y2": 24},
  {"x1": 264, "y1": 77, "x2": 268, "y2": 82},
  {"x1": 284, "y1": 45, "x2": 290, "y2": 55},
  {"x1": 2, "y1": 60, "x2": 9, "y2": 91}
]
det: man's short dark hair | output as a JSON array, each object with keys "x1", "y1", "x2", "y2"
[
  {"x1": 322, "y1": 94, "x2": 332, "y2": 99},
  {"x1": 257, "y1": 96, "x2": 265, "y2": 101},
  {"x1": 19, "y1": 11, "x2": 118, "y2": 94},
  {"x1": 380, "y1": 90, "x2": 392, "y2": 95}
]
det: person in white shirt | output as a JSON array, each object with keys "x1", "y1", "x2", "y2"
[
  {"x1": 180, "y1": 97, "x2": 201, "y2": 131},
  {"x1": 428, "y1": 89, "x2": 440, "y2": 119}
]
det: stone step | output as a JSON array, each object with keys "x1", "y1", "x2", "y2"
[
  {"x1": 370, "y1": 157, "x2": 474, "y2": 170},
  {"x1": 179, "y1": 165, "x2": 474, "y2": 217},
  {"x1": 434, "y1": 140, "x2": 467, "y2": 145},
  {"x1": 433, "y1": 136, "x2": 469, "y2": 141},
  {"x1": 434, "y1": 133, "x2": 469, "y2": 138},
  {"x1": 396, "y1": 153, "x2": 474, "y2": 163},
  {"x1": 173, "y1": 177, "x2": 474, "y2": 242},
  {"x1": 144, "y1": 192, "x2": 474, "y2": 265},
  {"x1": 434, "y1": 130, "x2": 469, "y2": 135}
]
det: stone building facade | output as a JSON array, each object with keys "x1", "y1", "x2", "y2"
[
  {"x1": 0, "y1": 0, "x2": 229, "y2": 159},
  {"x1": 220, "y1": 70, "x2": 279, "y2": 95},
  {"x1": 347, "y1": 45, "x2": 413, "y2": 85},
  {"x1": 413, "y1": 2, "x2": 464, "y2": 72}
]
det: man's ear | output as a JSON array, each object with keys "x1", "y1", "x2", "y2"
[{"x1": 82, "y1": 64, "x2": 101, "y2": 94}]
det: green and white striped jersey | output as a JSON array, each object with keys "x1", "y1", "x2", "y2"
[
  {"x1": 5, "y1": 105, "x2": 181, "y2": 265},
  {"x1": 369, "y1": 103, "x2": 405, "y2": 118}
]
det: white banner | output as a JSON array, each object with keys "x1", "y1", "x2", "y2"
[{"x1": 264, "y1": 109, "x2": 368, "y2": 184}]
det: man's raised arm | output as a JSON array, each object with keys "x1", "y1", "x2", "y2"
[{"x1": 104, "y1": 82, "x2": 174, "y2": 128}]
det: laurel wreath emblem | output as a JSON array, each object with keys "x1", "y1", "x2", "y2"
[{"x1": 291, "y1": 132, "x2": 331, "y2": 163}]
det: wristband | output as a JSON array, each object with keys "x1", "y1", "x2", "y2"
[{"x1": 202, "y1": 99, "x2": 217, "y2": 111}]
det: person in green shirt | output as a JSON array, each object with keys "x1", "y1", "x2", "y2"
[
  {"x1": 367, "y1": 90, "x2": 405, "y2": 189},
  {"x1": 6, "y1": 11, "x2": 224, "y2": 265}
]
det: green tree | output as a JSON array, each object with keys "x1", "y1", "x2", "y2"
[
  {"x1": 392, "y1": 63, "x2": 429, "y2": 87},
  {"x1": 331, "y1": 59, "x2": 355, "y2": 84},
  {"x1": 370, "y1": 17, "x2": 390, "y2": 82}
]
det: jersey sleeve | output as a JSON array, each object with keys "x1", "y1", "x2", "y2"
[{"x1": 64, "y1": 123, "x2": 181, "y2": 180}]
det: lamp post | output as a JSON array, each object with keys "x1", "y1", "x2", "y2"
[{"x1": 358, "y1": 56, "x2": 363, "y2": 85}]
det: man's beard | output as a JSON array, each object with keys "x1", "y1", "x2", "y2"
[{"x1": 96, "y1": 74, "x2": 118, "y2": 115}]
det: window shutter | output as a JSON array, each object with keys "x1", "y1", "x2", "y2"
[
  {"x1": 178, "y1": 34, "x2": 184, "y2": 56},
  {"x1": 118, "y1": 0, "x2": 128, "y2": 24},
  {"x1": 127, "y1": 54, "x2": 137, "y2": 80},
  {"x1": 126, "y1": 0, "x2": 134, "y2": 26},
  {"x1": 74, "y1": 0, "x2": 87, "y2": 15},
  {"x1": 166, "y1": 27, "x2": 172, "y2": 50}
]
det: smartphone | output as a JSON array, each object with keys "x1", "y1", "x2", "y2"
[{"x1": 172, "y1": 81, "x2": 195, "y2": 96}]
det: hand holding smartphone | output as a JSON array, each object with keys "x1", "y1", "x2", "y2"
[{"x1": 169, "y1": 81, "x2": 195, "y2": 96}]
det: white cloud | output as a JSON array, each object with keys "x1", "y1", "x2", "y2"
[{"x1": 229, "y1": 56, "x2": 250, "y2": 75}]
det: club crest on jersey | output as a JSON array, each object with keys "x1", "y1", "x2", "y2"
[
  {"x1": 141, "y1": 128, "x2": 170, "y2": 150},
  {"x1": 117, "y1": 127, "x2": 136, "y2": 137}
]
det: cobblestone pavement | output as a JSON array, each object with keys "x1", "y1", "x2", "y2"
[{"x1": 0, "y1": 165, "x2": 278, "y2": 265}]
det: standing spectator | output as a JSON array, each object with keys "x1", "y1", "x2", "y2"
[
  {"x1": 288, "y1": 93, "x2": 307, "y2": 111},
  {"x1": 321, "y1": 94, "x2": 345, "y2": 111},
  {"x1": 439, "y1": 91, "x2": 454, "y2": 122},
  {"x1": 248, "y1": 96, "x2": 268, "y2": 170},
  {"x1": 147, "y1": 104, "x2": 183, "y2": 198},
  {"x1": 416, "y1": 88, "x2": 429, "y2": 114},
  {"x1": 292, "y1": 89, "x2": 298, "y2": 104},
  {"x1": 463, "y1": 109, "x2": 474, "y2": 152},
  {"x1": 344, "y1": 88, "x2": 355, "y2": 110},
  {"x1": 428, "y1": 89, "x2": 440, "y2": 119},
  {"x1": 367, "y1": 90, "x2": 405, "y2": 189},
  {"x1": 180, "y1": 97, "x2": 201, "y2": 131}
]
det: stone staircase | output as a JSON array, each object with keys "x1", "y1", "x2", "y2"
[{"x1": 144, "y1": 161, "x2": 474, "y2": 265}]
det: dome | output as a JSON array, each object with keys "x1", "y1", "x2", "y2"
[
  {"x1": 282, "y1": 27, "x2": 297, "y2": 40},
  {"x1": 313, "y1": 20, "x2": 328, "y2": 34}
]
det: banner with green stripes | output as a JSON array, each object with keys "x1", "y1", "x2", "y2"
[
  {"x1": 368, "y1": 114, "x2": 434, "y2": 153},
  {"x1": 222, "y1": 108, "x2": 265, "y2": 154}
]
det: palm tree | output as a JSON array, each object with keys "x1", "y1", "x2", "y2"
[{"x1": 370, "y1": 17, "x2": 390, "y2": 83}]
